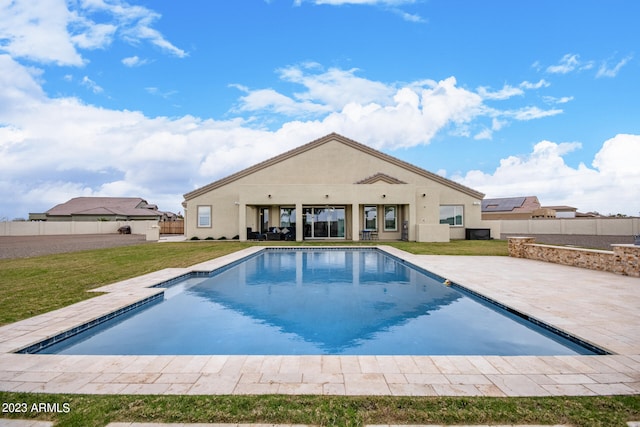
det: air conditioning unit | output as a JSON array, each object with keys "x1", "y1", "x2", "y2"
[{"x1": 465, "y1": 228, "x2": 491, "y2": 240}]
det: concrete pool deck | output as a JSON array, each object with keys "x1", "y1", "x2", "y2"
[{"x1": 0, "y1": 245, "x2": 638, "y2": 397}]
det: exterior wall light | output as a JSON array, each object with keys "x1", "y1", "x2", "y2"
[
  {"x1": 268, "y1": 194, "x2": 272, "y2": 198},
  {"x1": 422, "y1": 193, "x2": 426, "y2": 197},
  {"x1": 325, "y1": 194, "x2": 329, "y2": 198},
  {"x1": 382, "y1": 194, "x2": 386, "y2": 198}
]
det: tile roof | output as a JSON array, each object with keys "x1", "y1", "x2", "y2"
[{"x1": 46, "y1": 197, "x2": 161, "y2": 218}]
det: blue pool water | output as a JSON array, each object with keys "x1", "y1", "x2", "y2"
[{"x1": 34, "y1": 249, "x2": 599, "y2": 356}]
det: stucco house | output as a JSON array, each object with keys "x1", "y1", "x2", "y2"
[
  {"x1": 481, "y1": 196, "x2": 545, "y2": 220},
  {"x1": 183, "y1": 133, "x2": 489, "y2": 242},
  {"x1": 29, "y1": 197, "x2": 171, "y2": 222}
]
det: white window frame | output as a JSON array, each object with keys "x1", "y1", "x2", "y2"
[
  {"x1": 364, "y1": 205, "x2": 378, "y2": 231},
  {"x1": 439, "y1": 205, "x2": 464, "y2": 227},
  {"x1": 197, "y1": 205, "x2": 211, "y2": 228},
  {"x1": 384, "y1": 205, "x2": 398, "y2": 231}
]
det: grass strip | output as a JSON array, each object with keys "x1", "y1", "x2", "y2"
[{"x1": 0, "y1": 392, "x2": 638, "y2": 426}]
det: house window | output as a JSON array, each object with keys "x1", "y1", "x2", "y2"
[
  {"x1": 280, "y1": 207, "x2": 296, "y2": 227},
  {"x1": 384, "y1": 205, "x2": 397, "y2": 231},
  {"x1": 364, "y1": 206, "x2": 377, "y2": 230},
  {"x1": 197, "y1": 205, "x2": 211, "y2": 228},
  {"x1": 439, "y1": 205, "x2": 464, "y2": 227}
]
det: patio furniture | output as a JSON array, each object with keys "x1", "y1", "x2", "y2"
[
  {"x1": 247, "y1": 227, "x2": 266, "y2": 241},
  {"x1": 266, "y1": 227, "x2": 296, "y2": 240}
]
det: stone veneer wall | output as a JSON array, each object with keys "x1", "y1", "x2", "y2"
[{"x1": 507, "y1": 237, "x2": 640, "y2": 278}]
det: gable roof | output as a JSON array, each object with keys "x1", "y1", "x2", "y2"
[
  {"x1": 184, "y1": 133, "x2": 484, "y2": 200},
  {"x1": 46, "y1": 197, "x2": 162, "y2": 218},
  {"x1": 355, "y1": 172, "x2": 407, "y2": 185}
]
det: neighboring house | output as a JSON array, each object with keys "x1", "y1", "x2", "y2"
[
  {"x1": 481, "y1": 196, "x2": 548, "y2": 220},
  {"x1": 29, "y1": 197, "x2": 169, "y2": 222},
  {"x1": 182, "y1": 133, "x2": 487, "y2": 242},
  {"x1": 543, "y1": 205, "x2": 577, "y2": 218}
]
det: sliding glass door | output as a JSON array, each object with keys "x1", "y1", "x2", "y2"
[{"x1": 303, "y1": 207, "x2": 345, "y2": 239}]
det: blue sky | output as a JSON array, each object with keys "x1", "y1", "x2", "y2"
[{"x1": 1, "y1": 0, "x2": 639, "y2": 219}]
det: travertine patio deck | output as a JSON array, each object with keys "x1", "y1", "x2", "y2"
[{"x1": 0, "y1": 246, "x2": 638, "y2": 397}]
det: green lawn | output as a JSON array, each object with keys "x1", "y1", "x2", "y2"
[
  {"x1": 1, "y1": 239, "x2": 638, "y2": 426},
  {"x1": 0, "y1": 392, "x2": 638, "y2": 426}
]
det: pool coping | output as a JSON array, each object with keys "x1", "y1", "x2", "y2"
[{"x1": 1, "y1": 245, "x2": 639, "y2": 397}]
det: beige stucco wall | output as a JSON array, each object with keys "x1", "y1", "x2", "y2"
[
  {"x1": 0, "y1": 220, "x2": 159, "y2": 240},
  {"x1": 184, "y1": 138, "x2": 483, "y2": 242},
  {"x1": 498, "y1": 218, "x2": 639, "y2": 236}
]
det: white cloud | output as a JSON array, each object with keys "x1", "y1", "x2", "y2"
[
  {"x1": 546, "y1": 53, "x2": 594, "y2": 75},
  {"x1": 0, "y1": 0, "x2": 84, "y2": 65},
  {"x1": 520, "y1": 79, "x2": 550, "y2": 90},
  {"x1": 547, "y1": 54, "x2": 580, "y2": 74},
  {"x1": 278, "y1": 64, "x2": 395, "y2": 110},
  {"x1": 122, "y1": 55, "x2": 148, "y2": 67},
  {"x1": 0, "y1": 0, "x2": 185, "y2": 66},
  {"x1": 456, "y1": 136, "x2": 640, "y2": 216},
  {"x1": 592, "y1": 134, "x2": 640, "y2": 178},
  {"x1": 293, "y1": 0, "x2": 424, "y2": 22},
  {"x1": 393, "y1": 9, "x2": 425, "y2": 23},
  {"x1": 477, "y1": 84, "x2": 523, "y2": 100},
  {"x1": 306, "y1": 0, "x2": 416, "y2": 5},
  {"x1": 596, "y1": 55, "x2": 633, "y2": 78},
  {"x1": 81, "y1": 76, "x2": 104, "y2": 93},
  {"x1": 234, "y1": 87, "x2": 332, "y2": 117},
  {"x1": 543, "y1": 95, "x2": 574, "y2": 105},
  {"x1": 474, "y1": 128, "x2": 493, "y2": 140},
  {"x1": 0, "y1": 55, "x2": 605, "y2": 219},
  {"x1": 477, "y1": 79, "x2": 550, "y2": 100},
  {"x1": 505, "y1": 106, "x2": 563, "y2": 121},
  {"x1": 235, "y1": 65, "x2": 561, "y2": 145}
]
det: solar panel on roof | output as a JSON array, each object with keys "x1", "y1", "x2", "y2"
[{"x1": 481, "y1": 197, "x2": 526, "y2": 212}]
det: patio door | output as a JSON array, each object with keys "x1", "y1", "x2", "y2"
[
  {"x1": 303, "y1": 207, "x2": 345, "y2": 239},
  {"x1": 259, "y1": 207, "x2": 269, "y2": 233}
]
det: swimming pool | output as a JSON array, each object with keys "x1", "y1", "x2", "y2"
[{"x1": 29, "y1": 248, "x2": 600, "y2": 356}]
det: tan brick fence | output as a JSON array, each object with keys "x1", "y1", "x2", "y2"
[{"x1": 508, "y1": 236, "x2": 639, "y2": 277}]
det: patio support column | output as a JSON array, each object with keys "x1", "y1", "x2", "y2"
[
  {"x1": 295, "y1": 202, "x2": 303, "y2": 242},
  {"x1": 238, "y1": 203, "x2": 247, "y2": 241},
  {"x1": 351, "y1": 203, "x2": 360, "y2": 241},
  {"x1": 407, "y1": 202, "x2": 416, "y2": 241}
]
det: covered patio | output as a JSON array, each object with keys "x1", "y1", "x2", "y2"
[{"x1": 240, "y1": 202, "x2": 411, "y2": 242}]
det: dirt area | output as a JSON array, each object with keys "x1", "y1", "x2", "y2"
[
  {"x1": 0, "y1": 234, "x2": 149, "y2": 259},
  {"x1": 501, "y1": 233, "x2": 635, "y2": 250}
]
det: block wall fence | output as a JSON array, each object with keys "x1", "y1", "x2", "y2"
[{"x1": 0, "y1": 220, "x2": 160, "y2": 240}]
